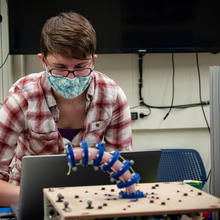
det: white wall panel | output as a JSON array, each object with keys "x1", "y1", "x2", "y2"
[{"x1": 0, "y1": 0, "x2": 13, "y2": 104}]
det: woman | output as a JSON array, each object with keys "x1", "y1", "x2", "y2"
[{"x1": 0, "y1": 11, "x2": 132, "y2": 206}]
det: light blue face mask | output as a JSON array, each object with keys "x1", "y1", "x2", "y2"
[{"x1": 46, "y1": 71, "x2": 92, "y2": 99}]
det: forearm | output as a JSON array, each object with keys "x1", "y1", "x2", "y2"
[{"x1": 0, "y1": 179, "x2": 20, "y2": 206}]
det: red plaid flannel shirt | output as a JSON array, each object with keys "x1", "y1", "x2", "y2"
[{"x1": 0, "y1": 71, "x2": 132, "y2": 185}]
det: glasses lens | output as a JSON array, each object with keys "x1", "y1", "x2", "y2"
[
  {"x1": 75, "y1": 68, "x2": 92, "y2": 77},
  {"x1": 51, "y1": 69, "x2": 68, "y2": 77}
]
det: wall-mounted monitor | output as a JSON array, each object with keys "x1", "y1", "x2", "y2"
[{"x1": 7, "y1": 0, "x2": 220, "y2": 54}]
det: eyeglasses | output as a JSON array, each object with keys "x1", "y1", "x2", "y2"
[
  {"x1": 44, "y1": 58, "x2": 94, "y2": 78},
  {"x1": 47, "y1": 67, "x2": 94, "y2": 78}
]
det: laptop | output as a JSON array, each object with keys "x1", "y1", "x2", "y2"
[{"x1": 13, "y1": 149, "x2": 161, "y2": 220}]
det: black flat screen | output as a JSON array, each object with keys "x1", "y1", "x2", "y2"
[{"x1": 7, "y1": 0, "x2": 220, "y2": 54}]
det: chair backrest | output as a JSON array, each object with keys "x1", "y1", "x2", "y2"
[{"x1": 156, "y1": 149, "x2": 207, "y2": 186}]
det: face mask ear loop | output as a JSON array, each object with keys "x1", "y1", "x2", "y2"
[
  {"x1": 42, "y1": 55, "x2": 49, "y2": 71},
  {"x1": 89, "y1": 56, "x2": 95, "y2": 71}
]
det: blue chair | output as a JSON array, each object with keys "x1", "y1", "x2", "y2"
[
  {"x1": 156, "y1": 149, "x2": 207, "y2": 187},
  {"x1": 0, "y1": 207, "x2": 12, "y2": 213}
]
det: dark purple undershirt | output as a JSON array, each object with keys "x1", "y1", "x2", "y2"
[{"x1": 58, "y1": 128, "x2": 81, "y2": 142}]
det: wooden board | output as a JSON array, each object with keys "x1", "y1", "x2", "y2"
[{"x1": 43, "y1": 182, "x2": 220, "y2": 220}]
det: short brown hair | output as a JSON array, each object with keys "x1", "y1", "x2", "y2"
[{"x1": 40, "y1": 12, "x2": 96, "y2": 59}]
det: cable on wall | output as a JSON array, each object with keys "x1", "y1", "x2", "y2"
[
  {"x1": 0, "y1": 52, "x2": 9, "y2": 69},
  {"x1": 137, "y1": 51, "x2": 151, "y2": 116},
  {"x1": 0, "y1": 12, "x2": 7, "y2": 106},
  {"x1": 163, "y1": 53, "x2": 175, "y2": 120},
  {"x1": 136, "y1": 53, "x2": 210, "y2": 114},
  {"x1": 195, "y1": 52, "x2": 210, "y2": 133},
  {"x1": 195, "y1": 52, "x2": 211, "y2": 190}
]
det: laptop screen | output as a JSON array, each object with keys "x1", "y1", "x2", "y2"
[{"x1": 17, "y1": 150, "x2": 161, "y2": 220}]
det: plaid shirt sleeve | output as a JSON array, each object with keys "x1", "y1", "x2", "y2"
[
  {"x1": 104, "y1": 86, "x2": 133, "y2": 151},
  {"x1": 0, "y1": 90, "x2": 26, "y2": 181}
]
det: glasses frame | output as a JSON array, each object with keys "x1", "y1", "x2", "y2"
[{"x1": 43, "y1": 57, "x2": 94, "y2": 78}]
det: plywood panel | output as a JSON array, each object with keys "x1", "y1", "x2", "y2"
[{"x1": 44, "y1": 182, "x2": 220, "y2": 220}]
